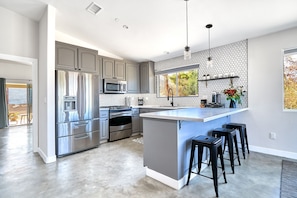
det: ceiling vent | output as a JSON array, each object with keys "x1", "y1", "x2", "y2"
[{"x1": 86, "y1": 2, "x2": 102, "y2": 15}]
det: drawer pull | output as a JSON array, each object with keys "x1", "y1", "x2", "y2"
[{"x1": 74, "y1": 134, "x2": 89, "y2": 140}]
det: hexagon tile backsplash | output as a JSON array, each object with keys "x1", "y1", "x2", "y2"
[{"x1": 100, "y1": 40, "x2": 248, "y2": 108}]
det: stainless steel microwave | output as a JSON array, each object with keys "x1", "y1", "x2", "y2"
[{"x1": 103, "y1": 79, "x2": 127, "y2": 94}]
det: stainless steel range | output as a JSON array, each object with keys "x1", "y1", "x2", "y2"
[{"x1": 108, "y1": 106, "x2": 132, "y2": 141}]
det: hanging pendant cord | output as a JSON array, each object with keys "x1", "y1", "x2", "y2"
[{"x1": 186, "y1": 0, "x2": 189, "y2": 47}]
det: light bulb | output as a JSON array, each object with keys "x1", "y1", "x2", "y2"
[
  {"x1": 207, "y1": 56, "x2": 213, "y2": 68},
  {"x1": 184, "y1": 46, "x2": 191, "y2": 60}
]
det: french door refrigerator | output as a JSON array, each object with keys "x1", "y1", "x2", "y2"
[{"x1": 55, "y1": 70, "x2": 100, "y2": 157}]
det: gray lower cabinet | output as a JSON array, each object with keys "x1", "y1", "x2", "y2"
[
  {"x1": 132, "y1": 108, "x2": 140, "y2": 134},
  {"x1": 56, "y1": 41, "x2": 98, "y2": 73},
  {"x1": 99, "y1": 109, "x2": 109, "y2": 142},
  {"x1": 140, "y1": 61, "x2": 155, "y2": 93},
  {"x1": 126, "y1": 62, "x2": 140, "y2": 93}
]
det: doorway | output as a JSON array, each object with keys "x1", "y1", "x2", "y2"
[
  {"x1": 6, "y1": 82, "x2": 33, "y2": 126},
  {"x1": 0, "y1": 53, "x2": 38, "y2": 152}
]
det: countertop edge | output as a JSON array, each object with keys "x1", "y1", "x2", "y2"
[{"x1": 140, "y1": 108, "x2": 248, "y2": 122}]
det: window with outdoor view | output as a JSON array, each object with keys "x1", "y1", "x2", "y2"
[{"x1": 156, "y1": 65, "x2": 199, "y2": 97}]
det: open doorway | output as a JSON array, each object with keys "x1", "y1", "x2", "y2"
[
  {"x1": 6, "y1": 82, "x2": 33, "y2": 126},
  {"x1": 0, "y1": 54, "x2": 38, "y2": 153}
]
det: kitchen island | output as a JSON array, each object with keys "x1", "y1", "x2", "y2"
[{"x1": 140, "y1": 107, "x2": 248, "y2": 190}]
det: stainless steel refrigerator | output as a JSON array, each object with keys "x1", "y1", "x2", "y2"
[{"x1": 55, "y1": 70, "x2": 100, "y2": 157}]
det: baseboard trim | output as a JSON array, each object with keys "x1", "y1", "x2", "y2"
[
  {"x1": 249, "y1": 145, "x2": 297, "y2": 160},
  {"x1": 38, "y1": 148, "x2": 56, "y2": 163},
  {"x1": 145, "y1": 162, "x2": 208, "y2": 190}
]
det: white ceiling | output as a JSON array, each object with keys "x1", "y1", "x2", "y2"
[{"x1": 1, "y1": 0, "x2": 297, "y2": 62}]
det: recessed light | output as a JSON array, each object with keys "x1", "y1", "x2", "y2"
[
  {"x1": 163, "y1": 51, "x2": 170, "y2": 54},
  {"x1": 123, "y1": 25, "x2": 129, "y2": 29},
  {"x1": 86, "y1": 2, "x2": 102, "y2": 15},
  {"x1": 115, "y1": 18, "x2": 119, "y2": 22}
]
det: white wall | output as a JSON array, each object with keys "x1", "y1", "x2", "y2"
[
  {"x1": 232, "y1": 27, "x2": 297, "y2": 159},
  {"x1": 38, "y1": 5, "x2": 56, "y2": 163},
  {"x1": 0, "y1": 7, "x2": 38, "y2": 59},
  {"x1": 0, "y1": 60, "x2": 32, "y2": 80}
]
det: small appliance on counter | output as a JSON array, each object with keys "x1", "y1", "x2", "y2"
[
  {"x1": 200, "y1": 99, "x2": 207, "y2": 108},
  {"x1": 138, "y1": 97, "x2": 144, "y2": 106},
  {"x1": 205, "y1": 92, "x2": 224, "y2": 108},
  {"x1": 211, "y1": 91, "x2": 221, "y2": 104}
]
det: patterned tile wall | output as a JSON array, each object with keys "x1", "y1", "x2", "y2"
[
  {"x1": 154, "y1": 40, "x2": 248, "y2": 108},
  {"x1": 100, "y1": 40, "x2": 248, "y2": 108}
]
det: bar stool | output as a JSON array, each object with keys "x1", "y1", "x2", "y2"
[
  {"x1": 212, "y1": 128, "x2": 241, "y2": 174},
  {"x1": 187, "y1": 135, "x2": 227, "y2": 197},
  {"x1": 224, "y1": 123, "x2": 250, "y2": 159}
]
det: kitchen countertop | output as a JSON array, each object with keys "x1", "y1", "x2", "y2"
[
  {"x1": 140, "y1": 107, "x2": 248, "y2": 122},
  {"x1": 131, "y1": 105, "x2": 196, "y2": 109}
]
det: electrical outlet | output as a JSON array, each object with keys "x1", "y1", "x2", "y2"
[{"x1": 269, "y1": 132, "x2": 276, "y2": 140}]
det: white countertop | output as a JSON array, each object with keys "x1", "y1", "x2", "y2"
[{"x1": 140, "y1": 107, "x2": 248, "y2": 122}]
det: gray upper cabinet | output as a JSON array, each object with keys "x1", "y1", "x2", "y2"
[
  {"x1": 126, "y1": 62, "x2": 140, "y2": 93},
  {"x1": 98, "y1": 56, "x2": 103, "y2": 93},
  {"x1": 56, "y1": 41, "x2": 98, "y2": 74},
  {"x1": 78, "y1": 47, "x2": 98, "y2": 73},
  {"x1": 102, "y1": 57, "x2": 126, "y2": 80},
  {"x1": 140, "y1": 61, "x2": 155, "y2": 93}
]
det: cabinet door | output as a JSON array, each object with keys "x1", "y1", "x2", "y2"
[
  {"x1": 56, "y1": 42, "x2": 77, "y2": 71},
  {"x1": 140, "y1": 61, "x2": 155, "y2": 93},
  {"x1": 78, "y1": 47, "x2": 98, "y2": 73},
  {"x1": 100, "y1": 118, "x2": 109, "y2": 141},
  {"x1": 114, "y1": 61, "x2": 126, "y2": 80},
  {"x1": 132, "y1": 116, "x2": 140, "y2": 133},
  {"x1": 102, "y1": 58, "x2": 114, "y2": 79},
  {"x1": 126, "y1": 63, "x2": 140, "y2": 93},
  {"x1": 98, "y1": 56, "x2": 103, "y2": 93}
]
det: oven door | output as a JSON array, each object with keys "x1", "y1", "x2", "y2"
[{"x1": 109, "y1": 115, "x2": 132, "y2": 132}]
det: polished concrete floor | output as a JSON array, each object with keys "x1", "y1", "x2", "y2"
[{"x1": 0, "y1": 125, "x2": 284, "y2": 198}]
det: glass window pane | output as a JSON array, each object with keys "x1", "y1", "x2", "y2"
[
  {"x1": 177, "y1": 70, "x2": 198, "y2": 96},
  {"x1": 159, "y1": 73, "x2": 177, "y2": 97}
]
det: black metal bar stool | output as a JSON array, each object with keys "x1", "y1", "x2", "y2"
[
  {"x1": 224, "y1": 123, "x2": 250, "y2": 159},
  {"x1": 212, "y1": 128, "x2": 241, "y2": 174},
  {"x1": 186, "y1": 135, "x2": 227, "y2": 197}
]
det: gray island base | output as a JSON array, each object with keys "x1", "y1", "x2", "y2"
[{"x1": 140, "y1": 108, "x2": 248, "y2": 190}]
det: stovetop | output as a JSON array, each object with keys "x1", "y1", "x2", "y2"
[{"x1": 101, "y1": 105, "x2": 132, "y2": 111}]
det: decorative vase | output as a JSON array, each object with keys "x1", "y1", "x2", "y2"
[{"x1": 229, "y1": 100, "x2": 236, "y2": 108}]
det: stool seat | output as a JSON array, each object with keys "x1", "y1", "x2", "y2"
[
  {"x1": 212, "y1": 128, "x2": 241, "y2": 174},
  {"x1": 187, "y1": 135, "x2": 227, "y2": 197},
  {"x1": 224, "y1": 123, "x2": 249, "y2": 159}
]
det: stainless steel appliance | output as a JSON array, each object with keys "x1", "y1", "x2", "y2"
[
  {"x1": 109, "y1": 106, "x2": 132, "y2": 141},
  {"x1": 103, "y1": 78, "x2": 127, "y2": 94},
  {"x1": 212, "y1": 92, "x2": 221, "y2": 104},
  {"x1": 55, "y1": 70, "x2": 100, "y2": 157}
]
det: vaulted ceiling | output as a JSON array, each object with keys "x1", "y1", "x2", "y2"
[{"x1": 1, "y1": 0, "x2": 297, "y2": 62}]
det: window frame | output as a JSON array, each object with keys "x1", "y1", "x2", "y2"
[{"x1": 155, "y1": 64, "x2": 199, "y2": 98}]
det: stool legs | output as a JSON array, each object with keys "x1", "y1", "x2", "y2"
[
  {"x1": 244, "y1": 127, "x2": 250, "y2": 154},
  {"x1": 187, "y1": 136, "x2": 227, "y2": 197},
  {"x1": 225, "y1": 124, "x2": 250, "y2": 159},
  {"x1": 187, "y1": 143, "x2": 196, "y2": 185}
]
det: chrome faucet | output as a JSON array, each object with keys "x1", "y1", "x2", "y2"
[{"x1": 167, "y1": 88, "x2": 174, "y2": 106}]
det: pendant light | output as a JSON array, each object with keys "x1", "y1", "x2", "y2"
[
  {"x1": 206, "y1": 24, "x2": 213, "y2": 67},
  {"x1": 184, "y1": 0, "x2": 191, "y2": 60}
]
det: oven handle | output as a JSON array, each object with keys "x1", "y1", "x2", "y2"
[{"x1": 110, "y1": 112, "x2": 132, "y2": 119}]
